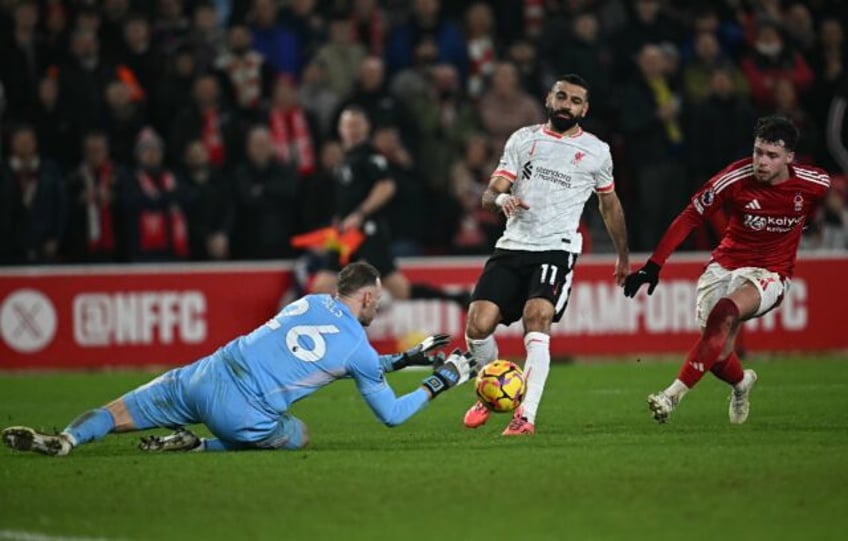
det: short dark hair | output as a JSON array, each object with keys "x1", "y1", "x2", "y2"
[
  {"x1": 754, "y1": 115, "x2": 799, "y2": 152},
  {"x1": 553, "y1": 74, "x2": 590, "y2": 101},
  {"x1": 337, "y1": 262, "x2": 380, "y2": 296}
]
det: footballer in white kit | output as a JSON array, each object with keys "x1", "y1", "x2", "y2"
[{"x1": 463, "y1": 74, "x2": 631, "y2": 435}]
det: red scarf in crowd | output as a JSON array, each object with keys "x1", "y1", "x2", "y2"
[
  {"x1": 269, "y1": 107, "x2": 316, "y2": 176},
  {"x1": 136, "y1": 170, "x2": 189, "y2": 257},
  {"x1": 218, "y1": 51, "x2": 263, "y2": 109},
  {"x1": 81, "y1": 162, "x2": 116, "y2": 253},
  {"x1": 202, "y1": 109, "x2": 225, "y2": 166}
]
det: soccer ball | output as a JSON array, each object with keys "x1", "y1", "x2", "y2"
[{"x1": 475, "y1": 360, "x2": 526, "y2": 412}]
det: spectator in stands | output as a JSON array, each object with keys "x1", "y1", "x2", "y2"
[
  {"x1": 611, "y1": 0, "x2": 682, "y2": 83},
  {"x1": 0, "y1": 0, "x2": 47, "y2": 124},
  {"x1": 104, "y1": 81, "x2": 148, "y2": 166},
  {"x1": 249, "y1": 0, "x2": 300, "y2": 78},
  {"x1": 350, "y1": 0, "x2": 386, "y2": 57},
  {"x1": 477, "y1": 62, "x2": 544, "y2": 158},
  {"x1": 373, "y1": 124, "x2": 425, "y2": 256},
  {"x1": 182, "y1": 140, "x2": 233, "y2": 261},
  {"x1": 298, "y1": 139, "x2": 341, "y2": 233},
  {"x1": 64, "y1": 131, "x2": 126, "y2": 263},
  {"x1": 298, "y1": 59, "x2": 341, "y2": 139},
  {"x1": 783, "y1": 2, "x2": 816, "y2": 63},
  {"x1": 265, "y1": 76, "x2": 318, "y2": 177},
  {"x1": 389, "y1": 36, "x2": 439, "y2": 104},
  {"x1": 820, "y1": 176, "x2": 847, "y2": 250},
  {"x1": 122, "y1": 127, "x2": 189, "y2": 262},
  {"x1": 43, "y1": 0, "x2": 70, "y2": 68},
  {"x1": 386, "y1": 0, "x2": 467, "y2": 80},
  {"x1": 808, "y1": 16, "x2": 846, "y2": 170},
  {"x1": 58, "y1": 28, "x2": 117, "y2": 140},
  {"x1": 119, "y1": 14, "x2": 162, "y2": 102},
  {"x1": 0, "y1": 125, "x2": 67, "y2": 264},
  {"x1": 215, "y1": 23, "x2": 276, "y2": 120},
  {"x1": 153, "y1": 44, "x2": 197, "y2": 137},
  {"x1": 152, "y1": 0, "x2": 190, "y2": 55},
  {"x1": 772, "y1": 78, "x2": 820, "y2": 164},
  {"x1": 739, "y1": 19, "x2": 814, "y2": 112},
  {"x1": 279, "y1": 0, "x2": 326, "y2": 68},
  {"x1": 170, "y1": 74, "x2": 243, "y2": 171},
  {"x1": 464, "y1": 1, "x2": 496, "y2": 100},
  {"x1": 687, "y1": 67, "x2": 756, "y2": 182},
  {"x1": 334, "y1": 56, "x2": 416, "y2": 151},
  {"x1": 408, "y1": 63, "x2": 477, "y2": 192},
  {"x1": 619, "y1": 43, "x2": 687, "y2": 251},
  {"x1": 313, "y1": 14, "x2": 367, "y2": 98},
  {"x1": 679, "y1": 6, "x2": 744, "y2": 63},
  {"x1": 32, "y1": 75, "x2": 74, "y2": 169},
  {"x1": 826, "y1": 78, "x2": 848, "y2": 175},
  {"x1": 233, "y1": 126, "x2": 298, "y2": 259},
  {"x1": 100, "y1": 0, "x2": 132, "y2": 61},
  {"x1": 542, "y1": 10, "x2": 613, "y2": 135},
  {"x1": 683, "y1": 31, "x2": 749, "y2": 105},
  {"x1": 448, "y1": 133, "x2": 500, "y2": 255},
  {"x1": 188, "y1": 1, "x2": 226, "y2": 72},
  {"x1": 507, "y1": 38, "x2": 544, "y2": 98}
]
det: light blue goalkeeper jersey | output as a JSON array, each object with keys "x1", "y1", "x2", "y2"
[{"x1": 210, "y1": 294, "x2": 429, "y2": 426}]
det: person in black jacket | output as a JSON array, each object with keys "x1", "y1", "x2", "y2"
[{"x1": 232, "y1": 126, "x2": 298, "y2": 260}]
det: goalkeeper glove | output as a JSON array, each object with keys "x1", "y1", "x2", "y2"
[
  {"x1": 623, "y1": 260, "x2": 661, "y2": 298},
  {"x1": 421, "y1": 349, "x2": 478, "y2": 398},
  {"x1": 391, "y1": 333, "x2": 451, "y2": 371}
]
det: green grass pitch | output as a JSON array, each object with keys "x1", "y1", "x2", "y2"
[{"x1": 1, "y1": 356, "x2": 847, "y2": 541}]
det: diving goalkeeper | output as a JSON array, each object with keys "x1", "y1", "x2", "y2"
[{"x1": 2, "y1": 262, "x2": 475, "y2": 456}]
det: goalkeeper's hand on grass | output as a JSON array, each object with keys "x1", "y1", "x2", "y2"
[
  {"x1": 623, "y1": 260, "x2": 661, "y2": 298},
  {"x1": 421, "y1": 349, "x2": 478, "y2": 398},
  {"x1": 391, "y1": 333, "x2": 451, "y2": 371}
]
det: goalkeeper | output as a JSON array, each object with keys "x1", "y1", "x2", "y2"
[{"x1": 2, "y1": 262, "x2": 476, "y2": 457}]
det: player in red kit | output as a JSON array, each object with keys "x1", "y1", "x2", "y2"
[{"x1": 624, "y1": 116, "x2": 830, "y2": 424}]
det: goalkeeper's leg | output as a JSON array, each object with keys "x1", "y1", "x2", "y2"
[{"x1": 199, "y1": 412, "x2": 309, "y2": 452}]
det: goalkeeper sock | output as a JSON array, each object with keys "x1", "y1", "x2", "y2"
[
  {"x1": 711, "y1": 351, "x2": 744, "y2": 385},
  {"x1": 466, "y1": 335, "x2": 498, "y2": 366},
  {"x1": 520, "y1": 332, "x2": 550, "y2": 424},
  {"x1": 63, "y1": 408, "x2": 115, "y2": 446},
  {"x1": 677, "y1": 299, "x2": 739, "y2": 388}
]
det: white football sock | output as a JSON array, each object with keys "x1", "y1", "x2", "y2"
[
  {"x1": 520, "y1": 332, "x2": 550, "y2": 424},
  {"x1": 466, "y1": 335, "x2": 498, "y2": 366},
  {"x1": 663, "y1": 379, "x2": 690, "y2": 402}
]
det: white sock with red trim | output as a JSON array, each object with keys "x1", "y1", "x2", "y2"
[{"x1": 521, "y1": 332, "x2": 551, "y2": 424}]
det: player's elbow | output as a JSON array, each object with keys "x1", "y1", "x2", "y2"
[{"x1": 376, "y1": 409, "x2": 406, "y2": 427}]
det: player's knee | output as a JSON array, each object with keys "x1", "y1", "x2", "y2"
[
  {"x1": 268, "y1": 417, "x2": 309, "y2": 450},
  {"x1": 706, "y1": 298, "x2": 740, "y2": 335},
  {"x1": 466, "y1": 307, "x2": 497, "y2": 339},
  {"x1": 522, "y1": 302, "x2": 554, "y2": 331}
]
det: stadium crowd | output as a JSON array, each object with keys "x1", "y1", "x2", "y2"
[{"x1": 0, "y1": 0, "x2": 846, "y2": 265}]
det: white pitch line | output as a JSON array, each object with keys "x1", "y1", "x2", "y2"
[{"x1": 0, "y1": 530, "x2": 121, "y2": 541}]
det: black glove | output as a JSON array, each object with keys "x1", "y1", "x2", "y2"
[
  {"x1": 421, "y1": 349, "x2": 478, "y2": 398},
  {"x1": 391, "y1": 333, "x2": 451, "y2": 371},
  {"x1": 623, "y1": 260, "x2": 661, "y2": 298}
]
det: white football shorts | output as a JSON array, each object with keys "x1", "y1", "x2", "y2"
[{"x1": 694, "y1": 262, "x2": 789, "y2": 327}]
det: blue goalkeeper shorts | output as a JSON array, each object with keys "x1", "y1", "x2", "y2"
[{"x1": 121, "y1": 352, "x2": 306, "y2": 450}]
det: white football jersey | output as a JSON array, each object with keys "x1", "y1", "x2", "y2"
[{"x1": 492, "y1": 124, "x2": 615, "y2": 253}]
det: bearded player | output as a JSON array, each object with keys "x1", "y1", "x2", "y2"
[
  {"x1": 624, "y1": 116, "x2": 830, "y2": 424},
  {"x1": 462, "y1": 74, "x2": 631, "y2": 435}
]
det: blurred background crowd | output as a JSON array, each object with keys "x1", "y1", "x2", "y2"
[{"x1": 1, "y1": 0, "x2": 846, "y2": 265}]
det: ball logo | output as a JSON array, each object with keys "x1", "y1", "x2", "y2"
[
  {"x1": 700, "y1": 188, "x2": 715, "y2": 207},
  {"x1": 0, "y1": 289, "x2": 58, "y2": 353}
]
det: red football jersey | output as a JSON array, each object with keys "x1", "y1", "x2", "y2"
[{"x1": 651, "y1": 157, "x2": 830, "y2": 278}]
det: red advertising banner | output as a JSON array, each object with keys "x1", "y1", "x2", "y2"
[{"x1": 1, "y1": 254, "x2": 846, "y2": 370}]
